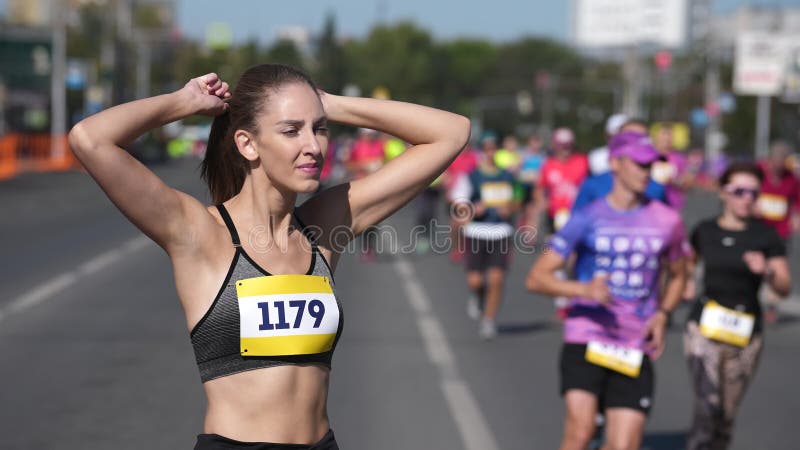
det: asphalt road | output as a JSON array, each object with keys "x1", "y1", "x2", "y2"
[{"x1": 1, "y1": 158, "x2": 799, "y2": 450}]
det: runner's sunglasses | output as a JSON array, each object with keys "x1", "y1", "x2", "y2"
[{"x1": 723, "y1": 186, "x2": 760, "y2": 199}]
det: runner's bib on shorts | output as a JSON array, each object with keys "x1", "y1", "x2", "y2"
[
  {"x1": 236, "y1": 275, "x2": 340, "y2": 356},
  {"x1": 585, "y1": 341, "x2": 644, "y2": 378},
  {"x1": 480, "y1": 181, "x2": 513, "y2": 207},
  {"x1": 756, "y1": 194, "x2": 789, "y2": 221},
  {"x1": 699, "y1": 300, "x2": 754, "y2": 347}
]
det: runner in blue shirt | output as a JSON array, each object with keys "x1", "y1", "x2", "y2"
[{"x1": 574, "y1": 119, "x2": 667, "y2": 211}]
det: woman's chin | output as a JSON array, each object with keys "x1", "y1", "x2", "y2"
[{"x1": 297, "y1": 179, "x2": 321, "y2": 193}]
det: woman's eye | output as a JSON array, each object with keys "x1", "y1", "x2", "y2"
[
  {"x1": 283, "y1": 129, "x2": 299, "y2": 137},
  {"x1": 315, "y1": 126, "x2": 329, "y2": 135}
]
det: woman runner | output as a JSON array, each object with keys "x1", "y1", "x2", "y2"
[
  {"x1": 68, "y1": 65, "x2": 469, "y2": 449},
  {"x1": 683, "y1": 161, "x2": 791, "y2": 450}
]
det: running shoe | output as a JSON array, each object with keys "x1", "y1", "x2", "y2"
[
  {"x1": 467, "y1": 295, "x2": 481, "y2": 320},
  {"x1": 479, "y1": 319, "x2": 497, "y2": 340}
]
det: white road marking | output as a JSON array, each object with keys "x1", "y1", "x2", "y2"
[
  {"x1": 0, "y1": 236, "x2": 151, "y2": 324},
  {"x1": 394, "y1": 258, "x2": 499, "y2": 450}
]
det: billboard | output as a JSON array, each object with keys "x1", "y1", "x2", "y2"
[
  {"x1": 574, "y1": 0, "x2": 687, "y2": 48},
  {"x1": 733, "y1": 32, "x2": 800, "y2": 99}
]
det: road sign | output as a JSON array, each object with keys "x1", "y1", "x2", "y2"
[
  {"x1": 733, "y1": 32, "x2": 795, "y2": 96},
  {"x1": 574, "y1": 0, "x2": 687, "y2": 48}
]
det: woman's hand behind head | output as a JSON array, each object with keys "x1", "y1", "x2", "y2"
[{"x1": 182, "y1": 73, "x2": 231, "y2": 116}]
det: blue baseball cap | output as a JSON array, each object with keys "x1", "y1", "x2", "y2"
[{"x1": 609, "y1": 131, "x2": 664, "y2": 165}]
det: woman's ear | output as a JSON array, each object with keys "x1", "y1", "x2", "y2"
[{"x1": 235, "y1": 129, "x2": 259, "y2": 161}]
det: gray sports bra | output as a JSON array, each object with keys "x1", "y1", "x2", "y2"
[{"x1": 190, "y1": 205, "x2": 342, "y2": 383}]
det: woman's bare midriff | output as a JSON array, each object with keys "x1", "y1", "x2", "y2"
[{"x1": 202, "y1": 364, "x2": 331, "y2": 444}]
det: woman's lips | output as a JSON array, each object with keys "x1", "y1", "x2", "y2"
[{"x1": 297, "y1": 163, "x2": 319, "y2": 174}]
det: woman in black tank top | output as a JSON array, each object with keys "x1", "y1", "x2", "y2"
[
  {"x1": 683, "y1": 162, "x2": 791, "y2": 450},
  {"x1": 68, "y1": 64, "x2": 470, "y2": 448}
]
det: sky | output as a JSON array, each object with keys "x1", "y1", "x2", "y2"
[
  {"x1": 0, "y1": 0, "x2": 798, "y2": 44},
  {"x1": 171, "y1": 0, "x2": 800, "y2": 45}
]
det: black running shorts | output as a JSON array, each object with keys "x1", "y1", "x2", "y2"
[
  {"x1": 194, "y1": 429, "x2": 338, "y2": 450},
  {"x1": 560, "y1": 343, "x2": 654, "y2": 415},
  {"x1": 464, "y1": 236, "x2": 511, "y2": 272}
]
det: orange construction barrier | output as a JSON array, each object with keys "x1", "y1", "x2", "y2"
[
  {"x1": 0, "y1": 134, "x2": 20, "y2": 180},
  {"x1": 0, "y1": 133, "x2": 79, "y2": 180}
]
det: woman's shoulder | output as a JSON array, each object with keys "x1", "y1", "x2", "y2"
[
  {"x1": 685, "y1": 218, "x2": 719, "y2": 242},
  {"x1": 747, "y1": 219, "x2": 782, "y2": 241},
  {"x1": 692, "y1": 218, "x2": 718, "y2": 232}
]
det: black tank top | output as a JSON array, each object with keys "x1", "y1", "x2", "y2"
[{"x1": 190, "y1": 205, "x2": 343, "y2": 383}]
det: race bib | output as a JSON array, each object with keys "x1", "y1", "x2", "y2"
[
  {"x1": 756, "y1": 194, "x2": 788, "y2": 221},
  {"x1": 585, "y1": 341, "x2": 643, "y2": 378},
  {"x1": 651, "y1": 161, "x2": 676, "y2": 184},
  {"x1": 554, "y1": 209, "x2": 571, "y2": 231},
  {"x1": 481, "y1": 182, "x2": 513, "y2": 207},
  {"x1": 699, "y1": 300, "x2": 754, "y2": 347},
  {"x1": 518, "y1": 168, "x2": 539, "y2": 184},
  {"x1": 236, "y1": 275, "x2": 339, "y2": 357}
]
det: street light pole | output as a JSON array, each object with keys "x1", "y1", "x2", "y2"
[
  {"x1": 622, "y1": 45, "x2": 642, "y2": 118},
  {"x1": 755, "y1": 95, "x2": 771, "y2": 159},
  {"x1": 50, "y1": 0, "x2": 67, "y2": 158},
  {"x1": 704, "y1": 51, "x2": 721, "y2": 160}
]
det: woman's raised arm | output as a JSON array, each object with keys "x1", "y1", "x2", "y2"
[
  {"x1": 301, "y1": 93, "x2": 469, "y2": 239},
  {"x1": 68, "y1": 74, "x2": 230, "y2": 251}
]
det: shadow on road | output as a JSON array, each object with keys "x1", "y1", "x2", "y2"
[
  {"x1": 775, "y1": 313, "x2": 800, "y2": 327},
  {"x1": 498, "y1": 320, "x2": 554, "y2": 335},
  {"x1": 641, "y1": 431, "x2": 686, "y2": 450}
]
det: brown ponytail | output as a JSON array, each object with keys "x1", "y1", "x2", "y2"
[
  {"x1": 202, "y1": 111, "x2": 248, "y2": 204},
  {"x1": 200, "y1": 64, "x2": 319, "y2": 204}
]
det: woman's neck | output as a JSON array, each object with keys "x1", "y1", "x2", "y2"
[
  {"x1": 231, "y1": 172, "x2": 298, "y2": 240},
  {"x1": 717, "y1": 210, "x2": 747, "y2": 231}
]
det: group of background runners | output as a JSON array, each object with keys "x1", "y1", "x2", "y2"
[{"x1": 324, "y1": 113, "x2": 798, "y2": 450}]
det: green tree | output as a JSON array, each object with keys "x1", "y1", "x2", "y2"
[
  {"x1": 313, "y1": 12, "x2": 349, "y2": 95},
  {"x1": 432, "y1": 39, "x2": 497, "y2": 113},
  {"x1": 265, "y1": 39, "x2": 306, "y2": 70},
  {"x1": 344, "y1": 22, "x2": 436, "y2": 104}
]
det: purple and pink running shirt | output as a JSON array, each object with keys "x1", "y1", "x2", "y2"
[{"x1": 547, "y1": 198, "x2": 688, "y2": 352}]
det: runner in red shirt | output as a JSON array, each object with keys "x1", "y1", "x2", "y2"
[
  {"x1": 757, "y1": 141, "x2": 800, "y2": 241},
  {"x1": 756, "y1": 141, "x2": 800, "y2": 324},
  {"x1": 347, "y1": 128, "x2": 386, "y2": 180},
  {"x1": 534, "y1": 127, "x2": 589, "y2": 234}
]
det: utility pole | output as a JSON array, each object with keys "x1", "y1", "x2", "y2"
[
  {"x1": 754, "y1": 9, "x2": 782, "y2": 159},
  {"x1": 50, "y1": 0, "x2": 67, "y2": 158},
  {"x1": 100, "y1": 1, "x2": 116, "y2": 108},
  {"x1": 755, "y1": 95, "x2": 771, "y2": 159},
  {"x1": 135, "y1": 31, "x2": 151, "y2": 99},
  {"x1": 704, "y1": 48, "x2": 722, "y2": 160},
  {"x1": 622, "y1": 45, "x2": 642, "y2": 118},
  {"x1": 694, "y1": 0, "x2": 722, "y2": 160}
]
